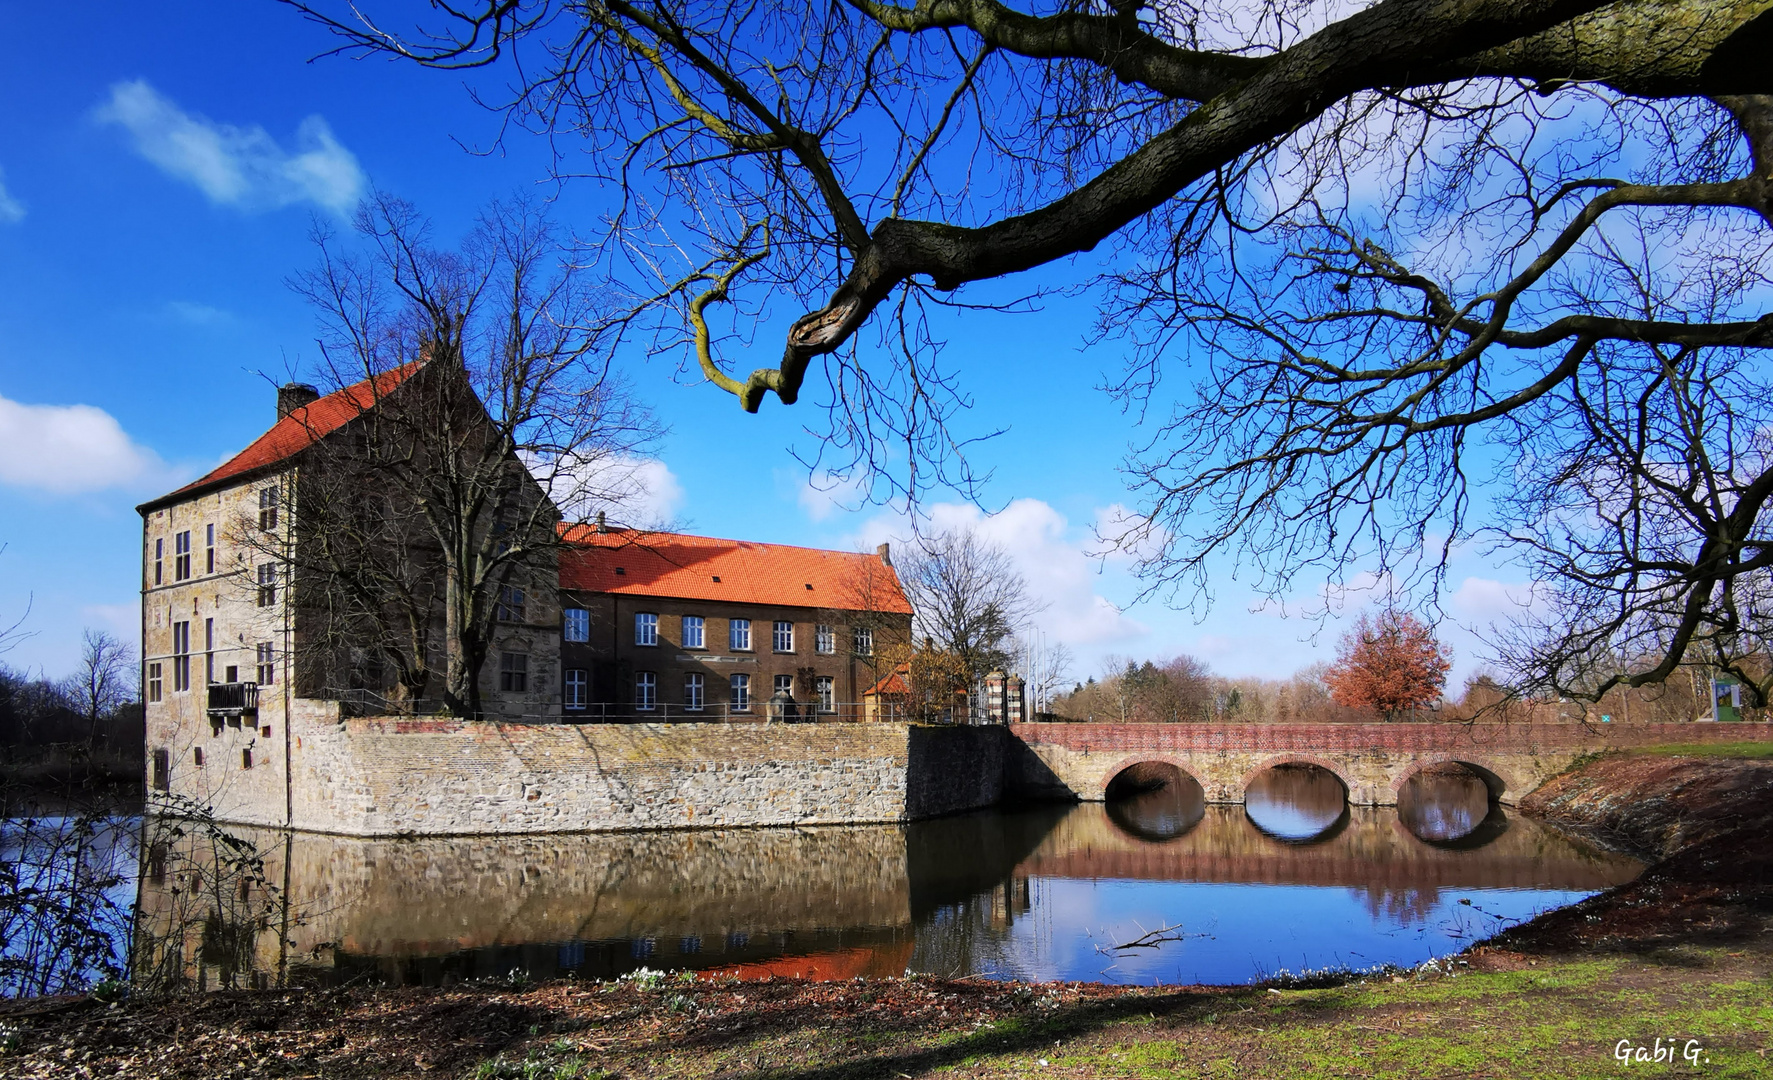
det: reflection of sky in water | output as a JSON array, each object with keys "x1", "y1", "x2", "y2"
[
  {"x1": 113, "y1": 773, "x2": 1645, "y2": 992},
  {"x1": 963, "y1": 878, "x2": 1594, "y2": 986},
  {"x1": 1398, "y1": 773, "x2": 1491, "y2": 841},
  {"x1": 1244, "y1": 766, "x2": 1347, "y2": 839}
]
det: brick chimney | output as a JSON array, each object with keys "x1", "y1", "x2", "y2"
[
  {"x1": 876, "y1": 542, "x2": 892, "y2": 566},
  {"x1": 277, "y1": 382, "x2": 321, "y2": 420}
]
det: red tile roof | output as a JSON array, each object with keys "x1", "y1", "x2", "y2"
[
  {"x1": 559, "y1": 527, "x2": 912, "y2": 613},
  {"x1": 142, "y1": 362, "x2": 423, "y2": 510},
  {"x1": 863, "y1": 662, "x2": 911, "y2": 698}
]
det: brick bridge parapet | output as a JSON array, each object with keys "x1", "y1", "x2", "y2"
[{"x1": 1006, "y1": 721, "x2": 1773, "y2": 807}]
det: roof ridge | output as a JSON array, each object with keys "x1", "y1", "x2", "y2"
[
  {"x1": 564, "y1": 526, "x2": 884, "y2": 558},
  {"x1": 139, "y1": 361, "x2": 425, "y2": 512}
]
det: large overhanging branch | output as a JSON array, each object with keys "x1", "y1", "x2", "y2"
[{"x1": 749, "y1": 0, "x2": 1766, "y2": 412}]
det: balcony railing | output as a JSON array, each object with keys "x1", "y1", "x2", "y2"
[{"x1": 206, "y1": 682, "x2": 259, "y2": 723}]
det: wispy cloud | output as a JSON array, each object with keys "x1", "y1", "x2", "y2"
[
  {"x1": 0, "y1": 166, "x2": 23, "y2": 224},
  {"x1": 798, "y1": 470, "x2": 869, "y2": 522},
  {"x1": 164, "y1": 300, "x2": 235, "y2": 326},
  {"x1": 0, "y1": 392, "x2": 171, "y2": 494},
  {"x1": 96, "y1": 79, "x2": 365, "y2": 213}
]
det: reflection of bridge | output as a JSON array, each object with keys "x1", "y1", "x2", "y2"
[
  {"x1": 1012, "y1": 806, "x2": 1639, "y2": 893},
  {"x1": 1007, "y1": 721, "x2": 1773, "y2": 806}
]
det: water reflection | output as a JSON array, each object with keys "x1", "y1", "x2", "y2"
[
  {"x1": 127, "y1": 782, "x2": 1643, "y2": 991},
  {"x1": 1398, "y1": 766, "x2": 1494, "y2": 842},
  {"x1": 1105, "y1": 781, "x2": 1206, "y2": 842},
  {"x1": 1244, "y1": 765, "x2": 1348, "y2": 841}
]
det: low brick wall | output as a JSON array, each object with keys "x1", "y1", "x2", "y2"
[{"x1": 279, "y1": 718, "x2": 1005, "y2": 836}]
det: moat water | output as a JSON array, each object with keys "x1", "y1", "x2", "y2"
[{"x1": 98, "y1": 767, "x2": 1641, "y2": 990}]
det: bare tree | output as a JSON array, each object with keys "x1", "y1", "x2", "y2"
[
  {"x1": 281, "y1": 194, "x2": 662, "y2": 717},
  {"x1": 898, "y1": 527, "x2": 1039, "y2": 686},
  {"x1": 60, "y1": 631, "x2": 135, "y2": 747},
  {"x1": 281, "y1": 1, "x2": 1773, "y2": 703}
]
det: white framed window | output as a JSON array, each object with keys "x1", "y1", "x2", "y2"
[
  {"x1": 730, "y1": 673, "x2": 750, "y2": 711},
  {"x1": 773, "y1": 621, "x2": 794, "y2": 653},
  {"x1": 174, "y1": 531, "x2": 192, "y2": 581},
  {"x1": 636, "y1": 671, "x2": 657, "y2": 710},
  {"x1": 258, "y1": 486, "x2": 279, "y2": 531},
  {"x1": 564, "y1": 669, "x2": 588, "y2": 710},
  {"x1": 816, "y1": 676, "x2": 835, "y2": 713},
  {"x1": 500, "y1": 651, "x2": 529, "y2": 692},
  {"x1": 497, "y1": 586, "x2": 526, "y2": 623},
  {"x1": 146, "y1": 662, "x2": 163, "y2": 703},
  {"x1": 815, "y1": 624, "x2": 835, "y2": 654},
  {"x1": 205, "y1": 523, "x2": 216, "y2": 574},
  {"x1": 853, "y1": 626, "x2": 873, "y2": 656},
  {"x1": 204, "y1": 618, "x2": 215, "y2": 685},
  {"x1": 682, "y1": 615, "x2": 705, "y2": 649},
  {"x1": 563, "y1": 608, "x2": 590, "y2": 642},
  {"x1": 636, "y1": 612, "x2": 658, "y2": 646},
  {"x1": 774, "y1": 674, "x2": 794, "y2": 697},
  {"x1": 257, "y1": 563, "x2": 277, "y2": 607},
  {"x1": 729, "y1": 618, "x2": 751, "y2": 651},
  {"x1": 685, "y1": 673, "x2": 704, "y2": 711},
  {"x1": 172, "y1": 621, "x2": 191, "y2": 692},
  {"x1": 256, "y1": 642, "x2": 275, "y2": 686},
  {"x1": 153, "y1": 538, "x2": 163, "y2": 586}
]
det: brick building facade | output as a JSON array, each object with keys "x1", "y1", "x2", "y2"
[{"x1": 559, "y1": 527, "x2": 911, "y2": 719}]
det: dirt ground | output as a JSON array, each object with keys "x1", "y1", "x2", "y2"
[{"x1": 3, "y1": 750, "x2": 1770, "y2": 1080}]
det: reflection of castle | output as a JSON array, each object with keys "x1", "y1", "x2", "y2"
[{"x1": 134, "y1": 794, "x2": 1639, "y2": 990}]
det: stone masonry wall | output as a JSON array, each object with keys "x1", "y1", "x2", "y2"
[
  {"x1": 1008, "y1": 721, "x2": 1773, "y2": 806},
  {"x1": 274, "y1": 717, "x2": 1002, "y2": 836}
]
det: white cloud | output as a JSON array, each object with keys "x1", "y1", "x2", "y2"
[
  {"x1": 96, "y1": 80, "x2": 365, "y2": 214},
  {"x1": 0, "y1": 166, "x2": 23, "y2": 224},
  {"x1": 798, "y1": 471, "x2": 868, "y2": 522},
  {"x1": 1092, "y1": 503, "x2": 1169, "y2": 563},
  {"x1": 0, "y1": 392, "x2": 169, "y2": 494},
  {"x1": 859, "y1": 497, "x2": 1149, "y2": 649},
  {"x1": 528, "y1": 453, "x2": 685, "y2": 528}
]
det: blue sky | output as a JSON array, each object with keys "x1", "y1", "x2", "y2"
[{"x1": 0, "y1": 1, "x2": 1527, "y2": 688}]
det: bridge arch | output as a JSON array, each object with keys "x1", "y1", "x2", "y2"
[
  {"x1": 1389, "y1": 756, "x2": 1518, "y2": 804},
  {"x1": 1098, "y1": 754, "x2": 1211, "y2": 800},
  {"x1": 1238, "y1": 754, "x2": 1353, "y2": 798}
]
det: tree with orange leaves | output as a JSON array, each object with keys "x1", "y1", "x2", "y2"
[{"x1": 1324, "y1": 610, "x2": 1452, "y2": 722}]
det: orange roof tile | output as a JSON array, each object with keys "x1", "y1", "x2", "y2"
[
  {"x1": 141, "y1": 362, "x2": 424, "y2": 511},
  {"x1": 559, "y1": 527, "x2": 912, "y2": 614},
  {"x1": 863, "y1": 663, "x2": 911, "y2": 698}
]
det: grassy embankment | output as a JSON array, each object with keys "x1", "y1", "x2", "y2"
[{"x1": 2, "y1": 746, "x2": 1770, "y2": 1080}]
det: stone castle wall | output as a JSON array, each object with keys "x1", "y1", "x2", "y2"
[{"x1": 263, "y1": 716, "x2": 1008, "y2": 836}]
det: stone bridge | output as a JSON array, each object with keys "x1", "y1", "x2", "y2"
[{"x1": 1006, "y1": 721, "x2": 1773, "y2": 807}]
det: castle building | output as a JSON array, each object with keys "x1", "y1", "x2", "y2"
[{"x1": 137, "y1": 368, "x2": 913, "y2": 820}]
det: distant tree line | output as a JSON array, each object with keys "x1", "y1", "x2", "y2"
[
  {"x1": 1, "y1": 630, "x2": 144, "y2": 793},
  {"x1": 1048, "y1": 613, "x2": 1739, "y2": 724}
]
